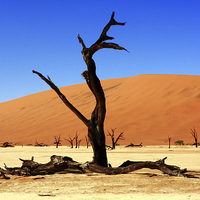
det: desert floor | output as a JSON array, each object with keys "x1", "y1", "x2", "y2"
[{"x1": 0, "y1": 145, "x2": 200, "y2": 200}]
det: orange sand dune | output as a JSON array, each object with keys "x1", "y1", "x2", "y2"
[{"x1": 1, "y1": 74, "x2": 200, "y2": 146}]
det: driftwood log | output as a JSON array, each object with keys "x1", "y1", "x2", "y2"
[{"x1": 0, "y1": 155, "x2": 199, "y2": 179}]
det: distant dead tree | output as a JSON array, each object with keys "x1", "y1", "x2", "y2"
[
  {"x1": 190, "y1": 128, "x2": 198, "y2": 148},
  {"x1": 168, "y1": 136, "x2": 171, "y2": 148},
  {"x1": 0, "y1": 142, "x2": 14, "y2": 148},
  {"x1": 35, "y1": 141, "x2": 48, "y2": 147},
  {"x1": 54, "y1": 134, "x2": 61, "y2": 148},
  {"x1": 74, "y1": 132, "x2": 82, "y2": 148},
  {"x1": 107, "y1": 128, "x2": 125, "y2": 149},
  {"x1": 65, "y1": 135, "x2": 75, "y2": 148},
  {"x1": 85, "y1": 135, "x2": 90, "y2": 148}
]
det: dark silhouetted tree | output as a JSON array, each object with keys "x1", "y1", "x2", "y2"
[
  {"x1": 54, "y1": 134, "x2": 61, "y2": 148},
  {"x1": 107, "y1": 128, "x2": 125, "y2": 149},
  {"x1": 190, "y1": 128, "x2": 198, "y2": 148},
  {"x1": 85, "y1": 135, "x2": 90, "y2": 148},
  {"x1": 74, "y1": 132, "x2": 82, "y2": 148},
  {"x1": 65, "y1": 135, "x2": 75, "y2": 148},
  {"x1": 33, "y1": 12, "x2": 128, "y2": 167},
  {"x1": 168, "y1": 136, "x2": 171, "y2": 148}
]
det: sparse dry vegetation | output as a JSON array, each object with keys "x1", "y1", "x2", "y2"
[
  {"x1": 54, "y1": 134, "x2": 61, "y2": 148},
  {"x1": 34, "y1": 141, "x2": 48, "y2": 147},
  {"x1": 174, "y1": 140, "x2": 184, "y2": 145},
  {"x1": 190, "y1": 128, "x2": 198, "y2": 148},
  {"x1": 65, "y1": 135, "x2": 75, "y2": 148},
  {"x1": 107, "y1": 128, "x2": 125, "y2": 149}
]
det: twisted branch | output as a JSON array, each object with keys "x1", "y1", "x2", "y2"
[
  {"x1": 32, "y1": 70, "x2": 89, "y2": 127},
  {"x1": 78, "y1": 12, "x2": 129, "y2": 57}
]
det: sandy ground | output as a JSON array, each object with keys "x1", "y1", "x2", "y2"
[{"x1": 0, "y1": 146, "x2": 200, "y2": 200}]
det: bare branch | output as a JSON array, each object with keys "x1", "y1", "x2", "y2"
[
  {"x1": 115, "y1": 132, "x2": 125, "y2": 144},
  {"x1": 95, "y1": 12, "x2": 126, "y2": 44},
  {"x1": 32, "y1": 70, "x2": 89, "y2": 127},
  {"x1": 190, "y1": 128, "x2": 198, "y2": 147},
  {"x1": 190, "y1": 128, "x2": 198, "y2": 139},
  {"x1": 107, "y1": 131, "x2": 112, "y2": 137},
  {"x1": 77, "y1": 34, "x2": 86, "y2": 50},
  {"x1": 54, "y1": 135, "x2": 61, "y2": 148},
  {"x1": 65, "y1": 135, "x2": 75, "y2": 148},
  {"x1": 93, "y1": 42, "x2": 129, "y2": 53},
  {"x1": 107, "y1": 128, "x2": 117, "y2": 137}
]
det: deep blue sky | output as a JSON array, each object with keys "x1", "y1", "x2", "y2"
[{"x1": 0, "y1": 0, "x2": 200, "y2": 103}]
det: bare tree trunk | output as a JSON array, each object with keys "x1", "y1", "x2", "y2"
[
  {"x1": 65, "y1": 135, "x2": 75, "y2": 148},
  {"x1": 74, "y1": 132, "x2": 82, "y2": 148},
  {"x1": 107, "y1": 128, "x2": 125, "y2": 149},
  {"x1": 168, "y1": 136, "x2": 171, "y2": 149},
  {"x1": 85, "y1": 135, "x2": 90, "y2": 148},
  {"x1": 54, "y1": 134, "x2": 61, "y2": 148},
  {"x1": 190, "y1": 128, "x2": 198, "y2": 148}
]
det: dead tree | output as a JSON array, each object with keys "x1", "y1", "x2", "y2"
[
  {"x1": 168, "y1": 136, "x2": 171, "y2": 148},
  {"x1": 85, "y1": 135, "x2": 90, "y2": 148},
  {"x1": 65, "y1": 135, "x2": 75, "y2": 148},
  {"x1": 107, "y1": 128, "x2": 125, "y2": 149},
  {"x1": 0, "y1": 142, "x2": 14, "y2": 148},
  {"x1": 190, "y1": 128, "x2": 198, "y2": 148},
  {"x1": 54, "y1": 134, "x2": 61, "y2": 148},
  {"x1": 33, "y1": 12, "x2": 128, "y2": 167},
  {"x1": 74, "y1": 132, "x2": 82, "y2": 148}
]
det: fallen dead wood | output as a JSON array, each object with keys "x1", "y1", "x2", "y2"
[
  {"x1": 125, "y1": 143, "x2": 143, "y2": 147},
  {"x1": 0, "y1": 142, "x2": 14, "y2": 148},
  {"x1": 0, "y1": 155, "x2": 199, "y2": 179},
  {"x1": 1, "y1": 155, "x2": 85, "y2": 176},
  {"x1": 38, "y1": 194, "x2": 56, "y2": 197},
  {"x1": 86, "y1": 157, "x2": 188, "y2": 176}
]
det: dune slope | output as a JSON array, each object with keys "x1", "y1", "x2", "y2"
[{"x1": 1, "y1": 74, "x2": 200, "y2": 146}]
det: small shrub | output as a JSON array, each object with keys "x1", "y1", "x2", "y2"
[{"x1": 174, "y1": 140, "x2": 184, "y2": 145}]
